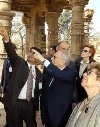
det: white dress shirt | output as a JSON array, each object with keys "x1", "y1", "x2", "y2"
[
  {"x1": 79, "y1": 60, "x2": 89, "y2": 78},
  {"x1": 18, "y1": 63, "x2": 36, "y2": 99}
]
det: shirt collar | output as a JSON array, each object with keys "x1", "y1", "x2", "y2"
[
  {"x1": 80, "y1": 60, "x2": 89, "y2": 65},
  {"x1": 27, "y1": 62, "x2": 35, "y2": 69}
]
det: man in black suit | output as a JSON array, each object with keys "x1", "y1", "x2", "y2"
[
  {"x1": 49, "y1": 45, "x2": 56, "y2": 57},
  {"x1": 33, "y1": 49, "x2": 77, "y2": 127},
  {"x1": 0, "y1": 23, "x2": 42, "y2": 127},
  {"x1": 0, "y1": 43, "x2": 17, "y2": 127},
  {"x1": 0, "y1": 43, "x2": 17, "y2": 93}
]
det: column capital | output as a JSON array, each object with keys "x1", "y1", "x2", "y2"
[
  {"x1": 0, "y1": 11, "x2": 15, "y2": 28},
  {"x1": 69, "y1": 0, "x2": 89, "y2": 7},
  {"x1": 46, "y1": 2, "x2": 63, "y2": 13},
  {"x1": 45, "y1": 12, "x2": 61, "y2": 24},
  {"x1": 0, "y1": 0, "x2": 12, "y2": 11},
  {"x1": 23, "y1": 16, "x2": 31, "y2": 28},
  {"x1": 84, "y1": 9, "x2": 94, "y2": 22}
]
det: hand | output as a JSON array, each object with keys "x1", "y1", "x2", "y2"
[
  {"x1": 36, "y1": 111, "x2": 39, "y2": 116},
  {"x1": 32, "y1": 49, "x2": 45, "y2": 62},
  {"x1": 0, "y1": 22, "x2": 9, "y2": 42}
]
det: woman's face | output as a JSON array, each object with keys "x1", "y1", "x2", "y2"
[
  {"x1": 81, "y1": 68, "x2": 99, "y2": 88},
  {"x1": 81, "y1": 47, "x2": 91, "y2": 59}
]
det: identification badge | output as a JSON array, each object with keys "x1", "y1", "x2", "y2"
[
  {"x1": 39, "y1": 82, "x2": 42, "y2": 89},
  {"x1": 9, "y1": 67, "x2": 12, "y2": 72}
]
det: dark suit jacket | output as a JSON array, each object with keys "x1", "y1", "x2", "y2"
[
  {"x1": 40, "y1": 62, "x2": 77, "y2": 126},
  {"x1": 75, "y1": 58, "x2": 96, "y2": 102},
  {"x1": 2, "y1": 41, "x2": 42, "y2": 112},
  {"x1": 1, "y1": 58, "x2": 12, "y2": 91}
]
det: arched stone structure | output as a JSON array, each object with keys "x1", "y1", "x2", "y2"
[{"x1": 0, "y1": 0, "x2": 91, "y2": 60}]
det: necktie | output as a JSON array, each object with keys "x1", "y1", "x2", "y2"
[{"x1": 26, "y1": 66, "x2": 33, "y2": 101}]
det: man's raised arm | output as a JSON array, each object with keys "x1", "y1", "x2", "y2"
[{"x1": 0, "y1": 22, "x2": 9, "y2": 42}]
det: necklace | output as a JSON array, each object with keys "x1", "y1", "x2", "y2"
[{"x1": 81, "y1": 98, "x2": 91, "y2": 113}]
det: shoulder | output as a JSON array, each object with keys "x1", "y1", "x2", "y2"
[
  {"x1": 90, "y1": 59, "x2": 96, "y2": 63},
  {"x1": 75, "y1": 57, "x2": 82, "y2": 67},
  {"x1": 75, "y1": 57, "x2": 82, "y2": 63},
  {"x1": 65, "y1": 65, "x2": 78, "y2": 75},
  {"x1": 35, "y1": 66, "x2": 41, "y2": 74},
  {"x1": 47, "y1": 57, "x2": 52, "y2": 62}
]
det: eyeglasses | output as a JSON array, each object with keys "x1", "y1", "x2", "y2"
[
  {"x1": 81, "y1": 49, "x2": 89, "y2": 53},
  {"x1": 87, "y1": 70, "x2": 97, "y2": 76}
]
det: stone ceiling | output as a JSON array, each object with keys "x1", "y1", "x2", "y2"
[{"x1": 11, "y1": 0, "x2": 70, "y2": 14}]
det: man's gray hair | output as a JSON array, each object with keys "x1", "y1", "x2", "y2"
[
  {"x1": 58, "y1": 41, "x2": 69, "y2": 45},
  {"x1": 57, "y1": 41, "x2": 70, "y2": 50},
  {"x1": 60, "y1": 49, "x2": 70, "y2": 65}
]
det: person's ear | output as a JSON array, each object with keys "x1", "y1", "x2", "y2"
[
  {"x1": 56, "y1": 46, "x2": 58, "y2": 51},
  {"x1": 98, "y1": 84, "x2": 100, "y2": 87},
  {"x1": 97, "y1": 79, "x2": 100, "y2": 87}
]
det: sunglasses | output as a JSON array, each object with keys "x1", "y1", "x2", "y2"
[{"x1": 81, "y1": 49, "x2": 89, "y2": 53}]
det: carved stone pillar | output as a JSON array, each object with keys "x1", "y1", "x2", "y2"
[
  {"x1": 84, "y1": 9, "x2": 94, "y2": 44},
  {"x1": 0, "y1": 0, "x2": 14, "y2": 53},
  {"x1": 45, "y1": 12, "x2": 60, "y2": 55},
  {"x1": 34, "y1": 12, "x2": 46, "y2": 52},
  {"x1": 30, "y1": 10, "x2": 36, "y2": 47},
  {"x1": 69, "y1": 0, "x2": 89, "y2": 60},
  {"x1": 0, "y1": 0, "x2": 15, "y2": 78}
]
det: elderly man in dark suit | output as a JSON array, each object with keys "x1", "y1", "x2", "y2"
[
  {"x1": 33, "y1": 48, "x2": 77, "y2": 127},
  {"x1": 0, "y1": 23, "x2": 42, "y2": 127}
]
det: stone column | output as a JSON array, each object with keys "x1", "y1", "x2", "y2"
[
  {"x1": 34, "y1": 12, "x2": 46, "y2": 52},
  {"x1": 45, "y1": 12, "x2": 60, "y2": 55},
  {"x1": 69, "y1": 0, "x2": 89, "y2": 60},
  {"x1": 30, "y1": 10, "x2": 36, "y2": 47},
  {"x1": 0, "y1": 0, "x2": 14, "y2": 78},
  {"x1": 23, "y1": 16, "x2": 31, "y2": 53},
  {"x1": 0, "y1": 0, "x2": 14, "y2": 53},
  {"x1": 84, "y1": 9, "x2": 94, "y2": 44}
]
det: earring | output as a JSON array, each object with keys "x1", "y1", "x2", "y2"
[{"x1": 98, "y1": 84, "x2": 100, "y2": 87}]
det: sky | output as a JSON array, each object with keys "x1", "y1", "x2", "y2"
[{"x1": 85, "y1": 0, "x2": 100, "y2": 33}]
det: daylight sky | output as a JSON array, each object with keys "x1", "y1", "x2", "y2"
[{"x1": 85, "y1": 0, "x2": 100, "y2": 33}]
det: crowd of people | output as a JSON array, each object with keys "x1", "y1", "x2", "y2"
[{"x1": 0, "y1": 22, "x2": 100, "y2": 127}]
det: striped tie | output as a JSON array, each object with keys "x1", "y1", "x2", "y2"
[{"x1": 26, "y1": 66, "x2": 33, "y2": 101}]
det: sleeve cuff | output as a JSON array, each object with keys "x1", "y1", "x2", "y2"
[{"x1": 44, "y1": 59, "x2": 50, "y2": 67}]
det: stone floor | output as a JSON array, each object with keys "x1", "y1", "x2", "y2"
[{"x1": 0, "y1": 102, "x2": 43, "y2": 127}]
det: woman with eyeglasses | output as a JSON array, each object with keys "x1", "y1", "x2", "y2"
[
  {"x1": 75, "y1": 45, "x2": 96, "y2": 103},
  {"x1": 66, "y1": 62, "x2": 100, "y2": 127}
]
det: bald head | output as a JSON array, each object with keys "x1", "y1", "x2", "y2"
[{"x1": 56, "y1": 41, "x2": 70, "y2": 51}]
